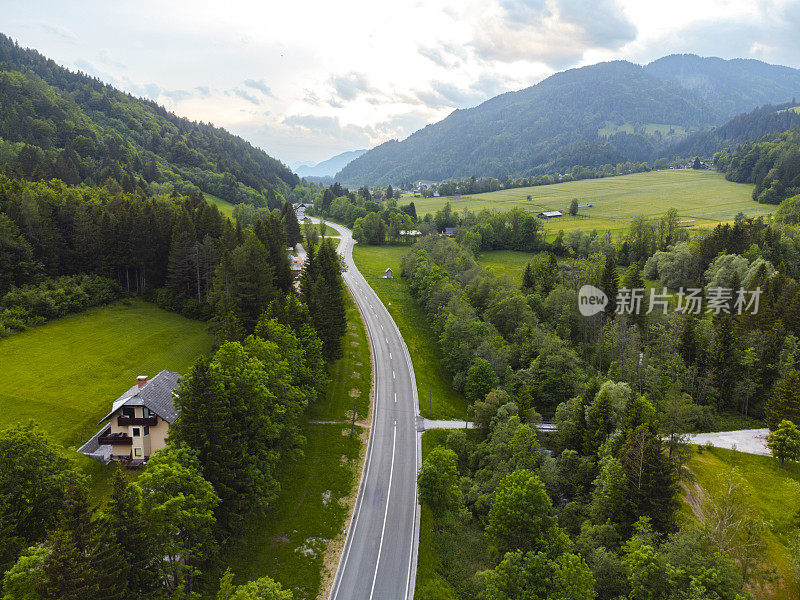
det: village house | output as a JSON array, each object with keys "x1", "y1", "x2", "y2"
[{"x1": 78, "y1": 370, "x2": 181, "y2": 466}]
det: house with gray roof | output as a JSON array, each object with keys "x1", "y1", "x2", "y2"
[{"x1": 78, "y1": 370, "x2": 181, "y2": 466}]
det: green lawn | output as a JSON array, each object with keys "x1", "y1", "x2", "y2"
[
  {"x1": 0, "y1": 300, "x2": 213, "y2": 448},
  {"x1": 475, "y1": 250, "x2": 536, "y2": 285},
  {"x1": 205, "y1": 192, "x2": 235, "y2": 218},
  {"x1": 412, "y1": 170, "x2": 775, "y2": 235},
  {"x1": 686, "y1": 447, "x2": 800, "y2": 599},
  {"x1": 218, "y1": 290, "x2": 371, "y2": 600},
  {"x1": 353, "y1": 244, "x2": 467, "y2": 419},
  {"x1": 0, "y1": 299, "x2": 214, "y2": 497}
]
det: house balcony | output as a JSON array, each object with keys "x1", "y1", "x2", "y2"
[
  {"x1": 117, "y1": 416, "x2": 158, "y2": 426},
  {"x1": 98, "y1": 429, "x2": 132, "y2": 445}
]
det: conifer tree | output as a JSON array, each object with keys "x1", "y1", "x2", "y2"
[
  {"x1": 765, "y1": 369, "x2": 800, "y2": 429},
  {"x1": 711, "y1": 314, "x2": 737, "y2": 410},
  {"x1": 619, "y1": 425, "x2": 678, "y2": 533},
  {"x1": 542, "y1": 253, "x2": 559, "y2": 295},
  {"x1": 170, "y1": 356, "x2": 243, "y2": 531},
  {"x1": 255, "y1": 213, "x2": 292, "y2": 292},
  {"x1": 305, "y1": 239, "x2": 346, "y2": 361},
  {"x1": 42, "y1": 481, "x2": 126, "y2": 600},
  {"x1": 105, "y1": 468, "x2": 159, "y2": 596},
  {"x1": 281, "y1": 201, "x2": 302, "y2": 246},
  {"x1": 601, "y1": 255, "x2": 619, "y2": 315},
  {"x1": 166, "y1": 208, "x2": 198, "y2": 297},
  {"x1": 521, "y1": 263, "x2": 535, "y2": 291}
]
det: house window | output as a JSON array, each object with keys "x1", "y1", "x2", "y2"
[
  {"x1": 122, "y1": 406, "x2": 135, "y2": 418},
  {"x1": 143, "y1": 407, "x2": 153, "y2": 418},
  {"x1": 132, "y1": 427, "x2": 141, "y2": 437},
  {"x1": 144, "y1": 426, "x2": 150, "y2": 436},
  {"x1": 134, "y1": 448, "x2": 142, "y2": 457}
]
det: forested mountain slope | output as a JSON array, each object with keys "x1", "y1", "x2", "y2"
[
  {"x1": 0, "y1": 34, "x2": 297, "y2": 206},
  {"x1": 669, "y1": 102, "x2": 800, "y2": 159},
  {"x1": 337, "y1": 56, "x2": 800, "y2": 186},
  {"x1": 645, "y1": 53, "x2": 800, "y2": 117}
]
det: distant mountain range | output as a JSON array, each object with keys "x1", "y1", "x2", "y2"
[
  {"x1": 295, "y1": 149, "x2": 368, "y2": 178},
  {"x1": 336, "y1": 55, "x2": 800, "y2": 186}
]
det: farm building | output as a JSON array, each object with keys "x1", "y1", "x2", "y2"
[{"x1": 537, "y1": 211, "x2": 563, "y2": 219}]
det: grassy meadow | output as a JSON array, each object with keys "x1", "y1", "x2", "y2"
[
  {"x1": 204, "y1": 192, "x2": 235, "y2": 217},
  {"x1": 411, "y1": 170, "x2": 775, "y2": 235},
  {"x1": 685, "y1": 447, "x2": 800, "y2": 600},
  {"x1": 353, "y1": 244, "x2": 468, "y2": 420},
  {"x1": 0, "y1": 299, "x2": 213, "y2": 448},
  {"x1": 219, "y1": 290, "x2": 371, "y2": 600}
]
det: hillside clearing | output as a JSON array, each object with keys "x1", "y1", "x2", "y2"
[{"x1": 204, "y1": 192, "x2": 236, "y2": 217}]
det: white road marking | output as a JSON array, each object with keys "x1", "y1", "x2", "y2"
[
  {"x1": 369, "y1": 421, "x2": 397, "y2": 600},
  {"x1": 385, "y1": 338, "x2": 389, "y2": 343},
  {"x1": 393, "y1": 370, "x2": 395, "y2": 379},
  {"x1": 394, "y1": 392, "x2": 397, "y2": 404},
  {"x1": 389, "y1": 353, "x2": 392, "y2": 360}
]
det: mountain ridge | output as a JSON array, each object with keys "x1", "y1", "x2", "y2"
[
  {"x1": 336, "y1": 54, "x2": 800, "y2": 186},
  {"x1": 0, "y1": 33, "x2": 297, "y2": 206}
]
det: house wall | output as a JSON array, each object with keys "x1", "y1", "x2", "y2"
[
  {"x1": 107, "y1": 405, "x2": 171, "y2": 459},
  {"x1": 148, "y1": 420, "x2": 170, "y2": 456}
]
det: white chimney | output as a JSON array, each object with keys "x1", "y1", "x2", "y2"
[{"x1": 137, "y1": 375, "x2": 148, "y2": 389}]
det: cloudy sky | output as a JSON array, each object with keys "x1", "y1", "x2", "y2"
[{"x1": 4, "y1": 0, "x2": 800, "y2": 165}]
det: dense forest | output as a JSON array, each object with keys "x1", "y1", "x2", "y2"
[
  {"x1": 645, "y1": 54, "x2": 800, "y2": 117},
  {"x1": 407, "y1": 207, "x2": 800, "y2": 599},
  {"x1": 715, "y1": 128, "x2": 800, "y2": 204},
  {"x1": 671, "y1": 103, "x2": 800, "y2": 160},
  {"x1": 0, "y1": 34, "x2": 297, "y2": 206},
  {"x1": 336, "y1": 55, "x2": 800, "y2": 186}
]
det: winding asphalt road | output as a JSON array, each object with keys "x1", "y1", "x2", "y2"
[{"x1": 303, "y1": 219, "x2": 421, "y2": 600}]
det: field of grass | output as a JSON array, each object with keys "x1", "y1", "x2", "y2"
[
  {"x1": 218, "y1": 290, "x2": 371, "y2": 600},
  {"x1": 353, "y1": 244, "x2": 467, "y2": 420},
  {"x1": 0, "y1": 300, "x2": 213, "y2": 448},
  {"x1": 204, "y1": 192, "x2": 235, "y2": 218},
  {"x1": 685, "y1": 447, "x2": 800, "y2": 599},
  {"x1": 412, "y1": 170, "x2": 775, "y2": 235},
  {"x1": 0, "y1": 299, "x2": 214, "y2": 497}
]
